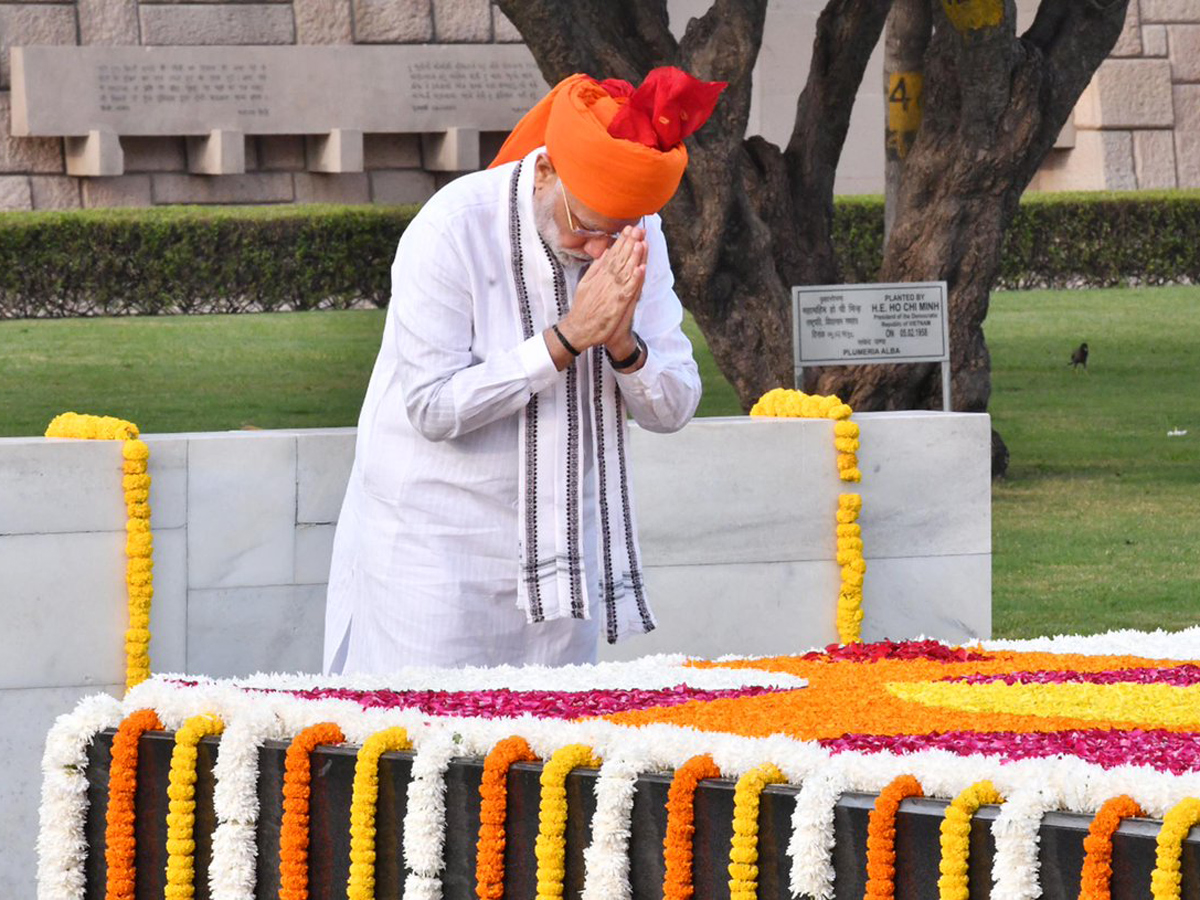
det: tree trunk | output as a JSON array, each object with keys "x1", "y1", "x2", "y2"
[
  {"x1": 883, "y1": 0, "x2": 930, "y2": 240},
  {"x1": 499, "y1": 0, "x2": 1130, "y2": 478}
]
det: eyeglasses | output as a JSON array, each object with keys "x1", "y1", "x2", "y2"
[{"x1": 559, "y1": 180, "x2": 640, "y2": 241}]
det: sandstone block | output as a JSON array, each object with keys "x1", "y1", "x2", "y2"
[
  {"x1": 122, "y1": 136, "x2": 187, "y2": 172},
  {"x1": 363, "y1": 133, "x2": 421, "y2": 168},
  {"x1": 1177, "y1": 132, "x2": 1200, "y2": 188},
  {"x1": 256, "y1": 135, "x2": 307, "y2": 170},
  {"x1": 29, "y1": 175, "x2": 80, "y2": 208},
  {"x1": 370, "y1": 168, "x2": 435, "y2": 203},
  {"x1": 82, "y1": 174, "x2": 152, "y2": 207},
  {"x1": 140, "y1": 4, "x2": 295, "y2": 45},
  {"x1": 1110, "y1": 0, "x2": 1142, "y2": 56},
  {"x1": 0, "y1": 92, "x2": 61, "y2": 173},
  {"x1": 1140, "y1": 0, "x2": 1200, "y2": 23},
  {"x1": 0, "y1": 5, "x2": 77, "y2": 90},
  {"x1": 1174, "y1": 84, "x2": 1200, "y2": 131},
  {"x1": 1074, "y1": 59, "x2": 1174, "y2": 129},
  {"x1": 1133, "y1": 130, "x2": 1178, "y2": 188},
  {"x1": 294, "y1": 171, "x2": 370, "y2": 203},
  {"x1": 152, "y1": 172, "x2": 294, "y2": 204},
  {"x1": 0, "y1": 175, "x2": 31, "y2": 209},
  {"x1": 294, "y1": 0, "x2": 353, "y2": 43},
  {"x1": 78, "y1": 0, "x2": 138, "y2": 45},
  {"x1": 492, "y1": 3, "x2": 521, "y2": 42},
  {"x1": 1168, "y1": 25, "x2": 1200, "y2": 82},
  {"x1": 434, "y1": 0, "x2": 490, "y2": 41},
  {"x1": 1034, "y1": 129, "x2": 1135, "y2": 192},
  {"x1": 1143, "y1": 24, "x2": 1168, "y2": 56},
  {"x1": 352, "y1": 0, "x2": 431, "y2": 42}
]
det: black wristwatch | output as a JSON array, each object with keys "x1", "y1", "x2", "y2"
[{"x1": 608, "y1": 334, "x2": 646, "y2": 370}]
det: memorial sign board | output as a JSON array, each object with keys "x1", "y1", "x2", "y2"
[{"x1": 792, "y1": 282, "x2": 951, "y2": 410}]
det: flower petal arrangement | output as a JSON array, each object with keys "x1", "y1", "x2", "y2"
[{"x1": 38, "y1": 628, "x2": 1200, "y2": 900}]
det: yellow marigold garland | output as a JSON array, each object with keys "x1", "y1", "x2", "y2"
[
  {"x1": 727, "y1": 762, "x2": 788, "y2": 900},
  {"x1": 864, "y1": 774, "x2": 924, "y2": 899},
  {"x1": 45, "y1": 412, "x2": 153, "y2": 690},
  {"x1": 347, "y1": 726, "x2": 412, "y2": 900},
  {"x1": 1150, "y1": 796, "x2": 1200, "y2": 900},
  {"x1": 750, "y1": 390, "x2": 865, "y2": 642},
  {"x1": 535, "y1": 744, "x2": 601, "y2": 900},
  {"x1": 164, "y1": 714, "x2": 225, "y2": 900},
  {"x1": 937, "y1": 780, "x2": 1003, "y2": 900},
  {"x1": 1078, "y1": 794, "x2": 1144, "y2": 900}
]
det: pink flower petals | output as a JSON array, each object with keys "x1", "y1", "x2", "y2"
[
  {"x1": 946, "y1": 664, "x2": 1200, "y2": 687},
  {"x1": 801, "y1": 640, "x2": 991, "y2": 664}
]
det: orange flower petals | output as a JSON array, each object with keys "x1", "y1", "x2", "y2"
[
  {"x1": 663, "y1": 754, "x2": 722, "y2": 900},
  {"x1": 863, "y1": 774, "x2": 924, "y2": 899},
  {"x1": 104, "y1": 709, "x2": 164, "y2": 900},
  {"x1": 279, "y1": 722, "x2": 345, "y2": 900},
  {"x1": 476, "y1": 736, "x2": 539, "y2": 900}
]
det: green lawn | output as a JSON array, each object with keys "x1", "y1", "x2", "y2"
[{"x1": 2, "y1": 287, "x2": 1197, "y2": 638}]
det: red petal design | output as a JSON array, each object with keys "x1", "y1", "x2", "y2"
[{"x1": 607, "y1": 66, "x2": 727, "y2": 151}]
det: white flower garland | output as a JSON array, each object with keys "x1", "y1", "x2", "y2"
[
  {"x1": 580, "y1": 754, "x2": 642, "y2": 900},
  {"x1": 402, "y1": 731, "x2": 458, "y2": 900}
]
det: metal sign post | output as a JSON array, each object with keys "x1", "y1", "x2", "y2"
[{"x1": 792, "y1": 281, "x2": 951, "y2": 411}]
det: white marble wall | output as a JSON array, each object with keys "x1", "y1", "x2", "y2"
[{"x1": 0, "y1": 412, "x2": 990, "y2": 894}]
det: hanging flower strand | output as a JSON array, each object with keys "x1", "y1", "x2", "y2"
[
  {"x1": 45, "y1": 412, "x2": 154, "y2": 690},
  {"x1": 728, "y1": 762, "x2": 788, "y2": 900},
  {"x1": 104, "y1": 709, "x2": 164, "y2": 900},
  {"x1": 1078, "y1": 794, "x2": 1144, "y2": 900},
  {"x1": 864, "y1": 774, "x2": 924, "y2": 900},
  {"x1": 535, "y1": 744, "x2": 602, "y2": 900},
  {"x1": 476, "y1": 736, "x2": 539, "y2": 900},
  {"x1": 279, "y1": 722, "x2": 346, "y2": 900},
  {"x1": 837, "y1": 493, "x2": 866, "y2": 644},
  {"x1": 663, "y1": 754, "x2": 722, "y2": 900},
  {"x1": 937, "y1": 780, "x2": 1003, "y2": 900},
  {"x1": 1150, "y1": 796, "x2": 1200, "y2": 900},
  {"x1": 347, "y1": 726, "x2": 412, "y2": 900},
  {"x1": 164, "y1": 714, "x2": 225, "y2": 900}
]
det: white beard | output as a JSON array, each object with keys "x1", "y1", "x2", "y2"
[{"x1": 534, "y1": 186, "x2": 591, "y2": 271}]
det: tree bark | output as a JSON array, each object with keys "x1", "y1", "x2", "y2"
[{"x1": 883, "y1": 0, "x2": 931, "y2": 240}]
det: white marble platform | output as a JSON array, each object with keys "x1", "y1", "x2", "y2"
[{"x1": 0, "y1": 413, "x2": 990, "y2": 895}]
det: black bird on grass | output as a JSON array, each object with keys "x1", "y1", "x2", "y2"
[{"x1": 1069, "y1": 342, "x2": 1089, "y2": 372}]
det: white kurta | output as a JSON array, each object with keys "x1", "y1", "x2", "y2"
[{"x1": 323, "y1": 148, "x2": 702, "y2": 673}]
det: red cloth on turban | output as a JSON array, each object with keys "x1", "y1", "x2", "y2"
[{"x1": 488, "y1": 66, "x2": 726, "y2": 219}]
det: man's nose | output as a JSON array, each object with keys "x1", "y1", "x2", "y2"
[{"x1": 583, "y1": 236, "x2": 612, "y2": 259}]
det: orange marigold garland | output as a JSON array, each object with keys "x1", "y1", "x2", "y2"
[
  {"x1": 104, "y1": 709, "x2": 164, "y2": 900},
  {"x1": 663, "y1": 754, "x2": 722, "y2": 900},
  {"x1": 279, "y1": 722, "x2": 346, "y2": 900},
  {"x1": 1077, "y1": 794, "x2": 1144, "y2": 900},
  {"x1": 863, "y1": 774, "x2": 924, "y2": 900},
  {"x1": 476, "y1": 736, "x2": 539, "y2": 900}
]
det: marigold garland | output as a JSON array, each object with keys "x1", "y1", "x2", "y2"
[
  {"x1": 164, "y1": 713, "x2": 225, "y2": 900},
  {"x1": 476, "y1": 736, "x2": 539, "y2": 900},
  {"x1": 45, "y1": 412, "x2": 153, "y2": 691},
  {"x1": 749, "y1": 390, "x2": 866, "y2": 643},
  {"x1": 1077, "y1": 794, "x2": 1144, "y2": 900},
  {"x1": 728, "y1": 762, "x2": 788, "y2": 900},
  {"x1": 937, "y1": 780, "x2": 1003, "y2": 900},
  {"x1": 279, "y1": 722, "x2": 345, "y2": 900},
  {"x1": 863, "y1": 774, "x2": 924, "y2": 899},
  {"x1": 1150, "y1": 796, "x2": 1200, "y2": 900},
  {"x1": 663, "y1": 754, "x2": 723, "y2": 900},
  {"x1": 535, "y1": 744, "x2": 601, "y2": 900},
  {"x1": 346, "y1": 726, "x2": 412, "y2": 900},
  {"x1": 103, "y1": 709, "x2": 164, "y2": 900}
]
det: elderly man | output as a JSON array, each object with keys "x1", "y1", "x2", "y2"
[{"x1": 323, "y1": 68, "x2": 724, "y2": 673}]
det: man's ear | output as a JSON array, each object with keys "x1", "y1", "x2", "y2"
[{"x1": 533, "y1": 153, "x2": 556, "y2": 191}]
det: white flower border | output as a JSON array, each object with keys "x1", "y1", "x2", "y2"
[{"x1": 37, "y1": 628, "x2": 1200, "y2": 900}]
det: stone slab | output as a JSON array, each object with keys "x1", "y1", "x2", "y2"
[
  {"x1": 78, "y1": 0, "x2": 139, "y2": 45},
  {"x1": 0, "y1": 6, "x2": 77, "y2": 91},
  {"x1": 296, "y1": 429, "x2": 355, "y2": 523},
  {"x1": 10, "y1": 45, "x2": 548, "y2": 137},
  {"x1": 1143, "y1": 24, "x2": 1168, "y2": 56},
  {"x1": 1035, "y1": 129, "x2": 1134, "y2": 191},
  {"x1": 860, "y1": 553, "x2": 991, "y2": 643},
  {"x1": 1134, "y1": 129, "x2": 1178, "y2": 188},
  {"x1": 1140, "y1": 0, "x2": 1200, "y2": 22},
  {"x1": 1169, "y1": 25, "x2": 1200, "y2": 83},
  {"x1": 433, "y1": 0, "x2": 490, "y2": 41},
  {"x1": 0, "y1": 437, "x2": 125, "y2": 535},
  {"x1": 187, "y1": 432, "x2": 297, "y2": 590},
  {"x1": 81, "y1": 173, "x2": 152, "y2": 207},
  {"x1": 187, "y1": 583, "x2": 326, "y2": 676},
  {"x1": 598, "y1": 559, "x2": 840, "y2": 662},
  {"x1": 151, "y1": 172, "x2": 293, "y2": 204},
  {"x1": 295, "y1": 523, "x2": 336, "y2": 584},
  {"x1": 145, "y1": 435, "x2": 188, "y2": 531},
  {"x1": 1074, "y1": 59, "x2": 1174, "y2": 129},
  {"x1": 1, "y1": 90, "x2": 62, "y2": 172},
  {"x1": 370, "y1": 168, "x2": 436, "y2": 203},
  {"x1": 256, "y1": 134, "x2": 307, "y2": 169},
  {"x1": 0, "y1": 174, "x2": 31, "y2": 208},
  {"x1": 147, "y1": 527, "x2": 189, "y2": 674},
  {"x1": 29, "y1": 174, "x2": 81, "y2": 208},
  {"x1": 363, "y1": 132, "x2": 421, "y2": 168},
  {"x1": 0, "y1": 683, "x2": 123, "y2": 900},
  {"x1": 353, "y1": 0, "x2": 431, "y2": 42},
  {"x1": 1176, "y1": 131, "x2": 1200, "y2": 188},
  {"x1": 0, "y1": 531, "x2": 126, "y2": 689},
  {"x1": 1110, "y1": 0, "x2": 1143, "y2": 57},
  {"x1": 294, "y1": 171, "x2": 371, "y2": 203},
  {"x1": 294, "y1": 0, "x2": 353, "y2": 43},
  {"x1": 492, "y1": 3, "x2": 521, "y2": 42},
  {"x1": 122, "y1": 135, "x2": 188, "y2": 172},
  {"x1": 139, "y1": 4, "x2": 296, "y2": 45}
]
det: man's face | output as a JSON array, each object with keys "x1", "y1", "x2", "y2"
[{"x1": 533, "y1": 155, "x2": 642, "y2": 265}]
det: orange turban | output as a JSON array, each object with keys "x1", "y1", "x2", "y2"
[{"x1": 489, "y1": 67, "x2": 726, "y2": 219}]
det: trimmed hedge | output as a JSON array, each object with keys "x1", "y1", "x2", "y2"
[{"x1": 2, "y1": 192, "x2": 1198, "y2": 318}]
